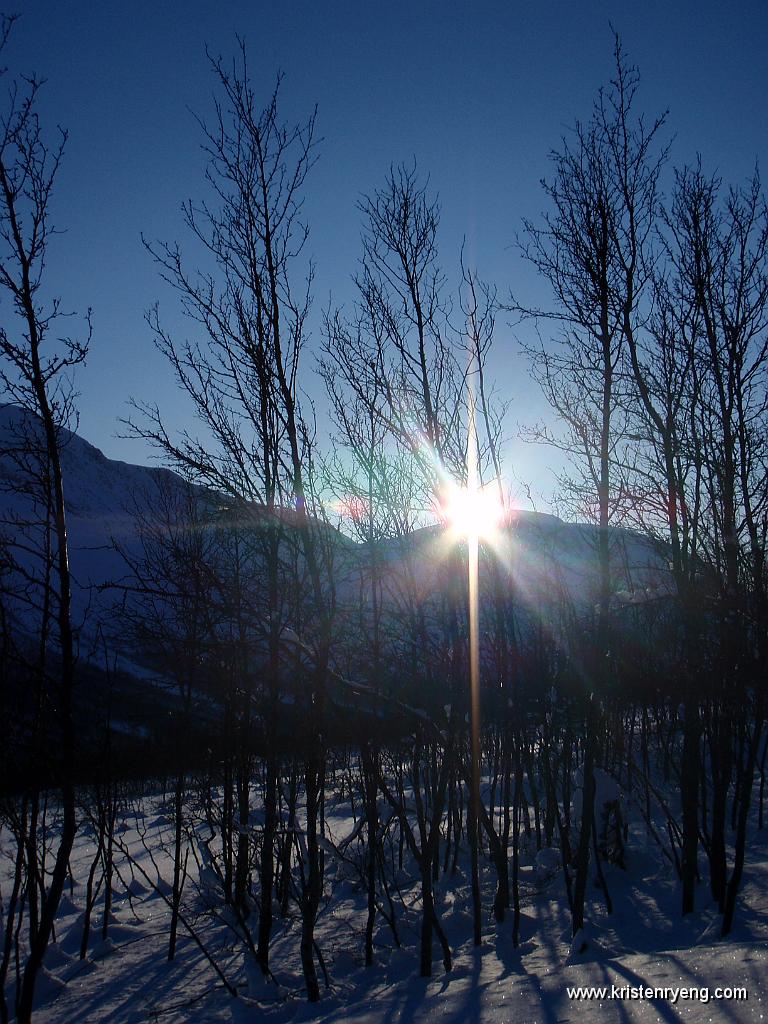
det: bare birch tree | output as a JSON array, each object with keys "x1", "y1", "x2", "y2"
[
  {"x1": 128, "y1": 45, "x2": 334, "y2": 1000},
  {"x1": 0, "y1": 17, "x2": 90, "y2": 1021},
  {"x1": 515, "y1": 35, "x2": 666, "y2": 936}
]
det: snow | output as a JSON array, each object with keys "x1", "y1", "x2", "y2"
[
  {"x1": 534, "y1": 847, "x2": 561, "y2": 883},
  {"x1": 1, "y1": 785, "x2": 765, "y2": 1024},
  {"x1": 1, "y1": 409, "x2": 764, "y2": 1022}
]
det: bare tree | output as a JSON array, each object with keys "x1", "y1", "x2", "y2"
[
  {"x1": 515, "y1": 35, "x2": 666, "y2": 936},
  {"x1": 661, "y1": 164, "x2": 768, "y2": 931},
  {"x1": 128, "y1": 45, "x2": 334, "y2": 1000},
  {"x1": 0, "y1": 18, "x2": 91, "y2": 1021}
]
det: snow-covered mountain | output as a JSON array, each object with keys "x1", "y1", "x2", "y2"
[
  {"x1": 0, "y1": 402, "x2": 668, "y2": 591},
  {"x1": 0, "y1": 402, "x2": 673, "y2": 754},
  {"x1": 0, "y1": 399, "x2": 674, "y2": 644}
]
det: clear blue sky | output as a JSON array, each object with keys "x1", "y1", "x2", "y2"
[{"x1": 7, "y1": 0, "x2": 768, "y2": 507}]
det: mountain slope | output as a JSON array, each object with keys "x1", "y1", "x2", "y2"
[{"x1": 0, "y1": 401, "x2": 674, "y2": 762}]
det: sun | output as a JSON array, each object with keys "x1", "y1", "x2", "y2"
[{"x1": 440, "y1": 480, "x2": 505, "y2": 542}]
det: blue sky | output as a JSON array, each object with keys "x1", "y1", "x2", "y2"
[{"x1": 7, "y1": 1, "x2": 768, "y2": 508}]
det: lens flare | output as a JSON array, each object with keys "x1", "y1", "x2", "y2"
[{"x1": 440, "y1": 481, "x2": 505, "y2": 541}]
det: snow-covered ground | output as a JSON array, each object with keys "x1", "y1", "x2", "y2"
[
  {"x1": 4, "y1": 784, "x2": 766, "y2": 1024},
  {"x1": 1, "y1": 406, "x2": 762, "y2": 1022}
]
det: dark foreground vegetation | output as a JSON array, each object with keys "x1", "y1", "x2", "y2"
[{"x1": 0, "y1": 18, "x2": 766, "y2": 1020}]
